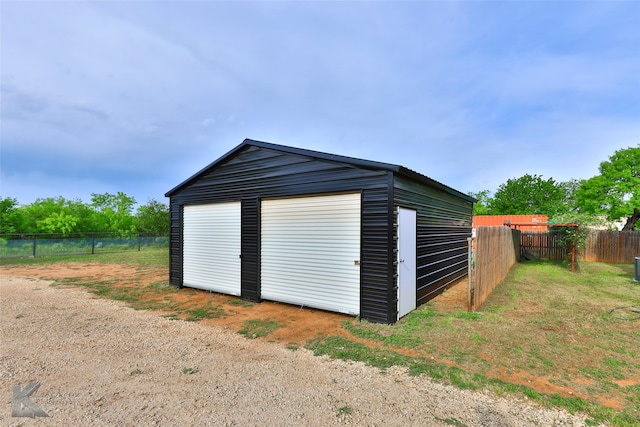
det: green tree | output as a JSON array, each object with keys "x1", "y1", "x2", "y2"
[
  {"x1": 135, "y1": 199, "x2": 169, "y2": 234},
  {"x1": 91, "y1": 192, "x2": 137, "y2": 233},
  {"x1": 558, "y1": 179, "x2": 581, "y2": 213},
  {"x1": 575, "y1": 145, "x2": 640, "y2": 230},
  {"x1": 468, "y1": 190, "x2": 492, "y2": 215},
  {"x1": 548, "y1": 212, "x2": 609, "y2": 267},
  {"x1": 19, "y1": 197, "x2": 96, "y2": 234},
  {"x1": 36, "y1": 212, "x2": 78, "y2": 235},
  {"x1": 488, "y1": 174, "x2": 568, "y2": 216},
  {"x1": 16, "y1": 198, "x2": 53, "y2": 233},
  {"x1": 0, "y1": 197, "x2": 21, "y2": 234}
]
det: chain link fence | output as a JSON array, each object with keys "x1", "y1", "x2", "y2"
[{"x1": 0, "y1": 232, "x2": 169, "y2": 259}]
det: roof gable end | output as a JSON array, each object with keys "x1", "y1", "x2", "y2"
[{"x1": 166, "y1": 138, "x2": 475, "y2": 203}]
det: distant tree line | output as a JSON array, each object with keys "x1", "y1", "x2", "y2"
[
  {"x1": 0, "y1": 192, "x2": 169, "y2": 235},
  {"x1": 470, "y1": 145, "x2": 639, "y2": 231},
  {"x1": 1, "y1": 146, "x2": 638, "y2": 235}
]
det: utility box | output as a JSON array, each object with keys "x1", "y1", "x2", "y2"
[{"x1": 635, "y1": 257, "x2": 640, "y2": 282}]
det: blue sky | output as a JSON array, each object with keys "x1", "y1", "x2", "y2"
[{"x1": 2, "y1": 1, "x2": 639, "y2": 207}]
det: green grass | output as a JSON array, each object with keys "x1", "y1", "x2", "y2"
[
  {"x1": 337, "y1": 406, "x2": 352, "y2": 415},
  {"x1": 435, "y1": 417, "x2": 468, "y2": 427},
  {"x1": 0, "y1": 246, "x2": 168, "y2": 267},
  {"x1": 147, "y1": 280, "x2": 177, "y2": 292},
  {"x1": 225, "y1": 298, "x2": 254, "y2": 307},
  {"x1": 307, "y1": 336, "x2": 637, "y2": 425},
  {"x1": 185, "y1": 303, "x2": 226, "y2": 321},
  {"x1": 309, "y1": 261, "x2": 640, "y2": 427},
  {"x1": 237, "y1": 318, "x2": 283, "y2": 339}
]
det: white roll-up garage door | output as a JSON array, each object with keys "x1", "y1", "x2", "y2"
[
  {"x1": 183, "y1": 202, "x2": 241, "y2": 295},
  {"x1": 261, "y1": 193, "x2": 361, "y2": 315}
]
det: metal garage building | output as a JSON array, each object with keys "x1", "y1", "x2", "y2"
[{"x1": 165, "y1": 139, "x2": 474, "y2": 323}]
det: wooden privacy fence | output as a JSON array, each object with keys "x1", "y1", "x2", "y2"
[
  {"x1": 582, "y1": 231, "x2": 640, "y2": 263},
  {"x1": 521, "y1": 231, "x2": 566, "y2": 261},
  {"x1": 520, "y1": 230, "x2": 640, "y2": 263},
  {"x1": 470, "y1": 226, "x2": 521, "y2": 311},
  {"x1": 469, "y1": 228, "x2": 638, "y2": 312}
]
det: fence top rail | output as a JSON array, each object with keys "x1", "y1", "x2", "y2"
[
  {"x1": 0, "y1": 232, "x2": 168, "y2": 239},
  {"x1": 505, "y1": 222, "x2": 579, "y2": 229}
]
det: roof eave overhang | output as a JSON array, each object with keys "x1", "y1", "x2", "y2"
[
  {"x1": 165, "y1": 140, "x2": 252, "y2": 197},
  {"x1": 166, "y1": 138, "x2": 476, "y2": 204},
  {"x1": 396, "y1": 166, "x2": 477, "y2": 203}
]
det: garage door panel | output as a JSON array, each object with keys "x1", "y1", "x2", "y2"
[
  {"x1": 183, "y1": 202, "x2": 241, "y2": 295},
  {"x1": 262, "y1": 264, "x2": 358, "y2": 281},
  {"x1": 263, "y1": 258, "x2": 356, "y2": 269},
  {"x1": 261, "y1": 284, "x2": 359, "y2": 313},
  {"x1": 261, "y1": 193, "x2": 361, "y2": 315}
]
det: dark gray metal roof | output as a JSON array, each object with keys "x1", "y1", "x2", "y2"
[{"x1": 166, "y1": 138, "x2": 476, "y2": 203}]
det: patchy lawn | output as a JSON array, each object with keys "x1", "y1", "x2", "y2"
[
  {"x1": 2, "y1": 251, "x2": 638, "y2": 426},
  {"x1": 335, "y1": 261, "x2": 639, "y2": 426}
]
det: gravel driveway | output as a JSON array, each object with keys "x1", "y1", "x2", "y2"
[{"x1": 1, "y1": 276, "x2": 597, "y2": 426}]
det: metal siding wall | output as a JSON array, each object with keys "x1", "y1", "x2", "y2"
[
  {"x1": 261, "y1": 193, "x2": 361, "y2": 315},
  {"x1": 360, "y1": 184, "x2": 395, "y2": 323},
  {"x1": 168, "y1": 201, "x2": 182, "y2": 287},
  {"x1": 175, "y1": 147, "x2": 385, "y2": 201},
  {"x1": 241, "y1": 198, "x2": 260, "y2": 302},
  {"x1": 168, "y1": 145, "x2": 392, "y2": 322},
  {"x1": 394, "y1": 176, "x2": 473, "y2": 306}
]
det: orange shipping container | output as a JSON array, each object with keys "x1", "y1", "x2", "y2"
[{"x1": 473, "y1": 215, "x2": 548, "y2": 232}]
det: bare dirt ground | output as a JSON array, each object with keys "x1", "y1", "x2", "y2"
[{"x1": 0, "y1": 263, "x2": 599, "y2": 426}]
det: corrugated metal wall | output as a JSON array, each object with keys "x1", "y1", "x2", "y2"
[
  {"x1": 169, "y1": 203, "x2": 182, "y2": 287},
  {"x1": 394, "y1": 176, "x2": 473, "y2": 305},
  {"x1": 241, "y1": 197, "x2": 260, "y2": 302},
  {"x1": 168, "y1": 145, "x2": 393, "y2": 322},
  {"x1": 361, "y1": 180, "x2": 396, "y2": 322}
]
